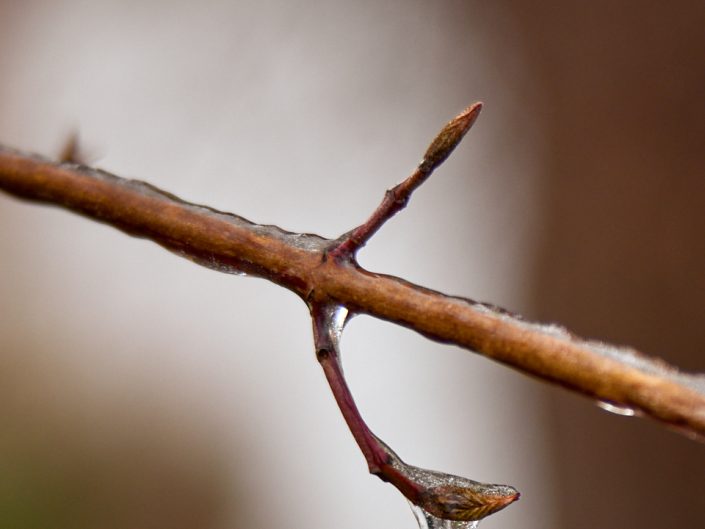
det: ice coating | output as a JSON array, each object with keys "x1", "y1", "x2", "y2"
[
  {"x1": 82, "y1": 165, "x2": 330, "y2": 252},
  {"x1": 409, "y1": 501, "x2": 479, "y2": 529},
  {"x1": 74, "y1": 165, "x2": 330, "y2": 276},
  {"x1": 322, "y1": 304, "x2": 350, "y2": 348},
  {"x1": 597, "y1": 400, "x2": 638, "y2": 416},
  {"x1": 174, "y1": 249, "x2": 248, "y2": 276},
  {"x1": 468, "y1": 300, "x2": 705, "y2": 398},
  {"x1": 374, "y1": 435, "x2": 519, "y2": 522}
]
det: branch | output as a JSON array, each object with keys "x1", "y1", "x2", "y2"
[
  {"x1": 311, "y1": 303, "x2": 519, "y2": 522},
  {"x1": 1, "y1": 128, "x2": 704, "y2": 439},
  {"x1": 1, "y1": 105, "x2": 704, "y2": 521}
]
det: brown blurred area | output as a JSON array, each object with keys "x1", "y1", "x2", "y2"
[
  {"x1": 0, "y1": 347, "x2": 231, "y2": 528},
  {"x1": 0, "y1": 2, "x2": 704, "y2": 529},
  {"x1": 514, "y1": 2, "x2": 705, "y2": 528}
]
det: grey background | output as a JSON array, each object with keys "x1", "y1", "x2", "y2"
[{"x1": 0, "y1": 2, "x2": 703, "y2": 528}]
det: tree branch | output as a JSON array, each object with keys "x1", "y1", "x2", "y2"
[
  {"x1": 1, "y1": 136, "x2": 704, "y2": 444},
  {"x1": 311, "y1": 303, "x2": 519, "y2": 522},
  {"x1": 0, "y1": 104, "x2": 705, "y2": 472},
  {"x1": 3, "y1": 104, "x2": 704, "y2": 524}
]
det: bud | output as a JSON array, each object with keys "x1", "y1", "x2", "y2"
[
  {"x1": 421, "y1": 102, "x2": 482, "y2": 173},
  {"x1": 375, "y1": 433, "x2": 519, "y2": 523},
  {"x1": 420, "y1": 482, "x2": 520, "y2": 522},
  {"x1": 59, "y1": 131, "x2": 82, "y2": 164}
]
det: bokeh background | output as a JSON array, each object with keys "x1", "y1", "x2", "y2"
[{"x1": 1, "y1": 2, "x2": 704, "y2": 528}]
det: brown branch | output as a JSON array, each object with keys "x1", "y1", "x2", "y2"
[{"x1": 1, "y1": 124, "x2": 704, "y2": 446}]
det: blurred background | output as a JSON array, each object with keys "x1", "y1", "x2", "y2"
[{"x1": 0, "y1": 1, "x2": 704, "y2": 528}]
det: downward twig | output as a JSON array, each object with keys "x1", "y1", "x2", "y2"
[{"x1": 311, "y1": 303, "x2": 519, "y2": 522}]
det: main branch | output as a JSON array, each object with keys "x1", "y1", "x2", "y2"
[{"x1": 1, "y1": 114, "x2": 704, "y2": 448}]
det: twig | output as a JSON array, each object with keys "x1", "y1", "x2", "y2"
[
  {"x1": 311, "y1": 303, "x2": 519, "y2": 521},
  {"x1": 329, "y1": 102, "x2": 482, "y2": 260},
  {"x1": 0, "y1": 107, "x2": 704, "y2": 449}
]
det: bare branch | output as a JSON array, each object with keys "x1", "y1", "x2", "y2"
[{"x1": 1, "y1": 139, "x2": 704, "y2": 443}]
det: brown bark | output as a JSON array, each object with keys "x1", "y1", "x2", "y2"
[{"x1": 1, "y1": 144, "x2": 704, "y2": 441}]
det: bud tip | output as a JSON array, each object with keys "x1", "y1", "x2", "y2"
[{"x1": 421, "y1": 101, "x2": 483, "y2": 173}]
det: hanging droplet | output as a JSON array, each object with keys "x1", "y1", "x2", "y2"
[
  {"x1": 596, "y1": 400, "x2": 637, "y2": 416},
  {"x1": 312, "y1": 304, "x2": 350, "y2": 349},
  {"x1": 409, "y1": 501, "x2": 480, "y2": 529},
  {"x1": 328, "y1": 305, "x2": 349, "y2": 346},
  {"x1": 172, "y1": 250, "x2": 249, "y2": 276},
  {"x1": 199, "y1": 256, "x2": 248, "y2": 276}
]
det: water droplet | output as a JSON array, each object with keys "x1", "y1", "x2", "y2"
[
  {"x1": 170, "y1": 250, "x2": 250, "y2": 276},
  {"x1": 409, "y1": 502, "x2": 479, "y2": 529},
  {"x1": 596, "y1": 400, "x2": 637, "y2": 416},
  {"x1": 320, "y1": 304, "x2": 349, "y2": 347}
]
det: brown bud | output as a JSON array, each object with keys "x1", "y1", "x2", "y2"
[
  {"x1": 374, "y1": 434, "x2": 519, "y2": 523},
  {"x1": 421, "y1": 482, "x2": 520, "y2": 522},
  {"x1": 421, "y1": 102, "x2": 483, "y2": 173},
  {"x1": 59, "y1": 131, "x2": 82, "y2": 164}
]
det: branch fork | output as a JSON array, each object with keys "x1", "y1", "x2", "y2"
[
  {"x1": 312, "y1": 104, "x2": 519, "y2": 522},
  {"x1": 1, "y1": 102, "x2": 704, "y2": 525}
]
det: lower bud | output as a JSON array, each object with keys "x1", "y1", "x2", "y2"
[
  {"x1": 421, "y1": 483, "x2": 520, "y2": 522},
  {"x1": 374, "y1": 434, "x2": 520, "y2": 522}
]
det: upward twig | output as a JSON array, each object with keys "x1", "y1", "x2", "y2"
[{"x1": 329, "y1": 102, "x2": 482, "y2": 260}]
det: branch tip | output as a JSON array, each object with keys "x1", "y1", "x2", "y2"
[
  {"x1": 328, "y1": 102, "x2": 484, "y2": 259},
  {"x1": 376, "y1": 434, "x2": 519, "y2": 522},
  {"x1": 421, "y1": 102, "x2": 482, "y2": 173}
]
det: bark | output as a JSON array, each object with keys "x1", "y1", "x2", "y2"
[{"x1": 1, "y1": 144, "x2": 704, "y2": 441}]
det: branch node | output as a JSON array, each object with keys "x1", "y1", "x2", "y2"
[{"x1": 315, "y1": 347, "x2": 332, "y2": 362}]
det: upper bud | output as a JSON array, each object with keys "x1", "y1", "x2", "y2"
[{"x1": 420, "y1": 102, "x2": 483, "y2": 173}]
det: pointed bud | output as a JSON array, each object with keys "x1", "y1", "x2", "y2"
[
  {"x1": 420, "y1": 102, "x2": 483, "y2": 173},
  {"x1": 59, "y1": 131, "x2": 82, "y2": 164},
  {"x1": 375, "y1": 434, "x2": 519, "y2": 523},
  {"x1": 421, "y1": 482, "x2": 520, "y2": 522}
]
